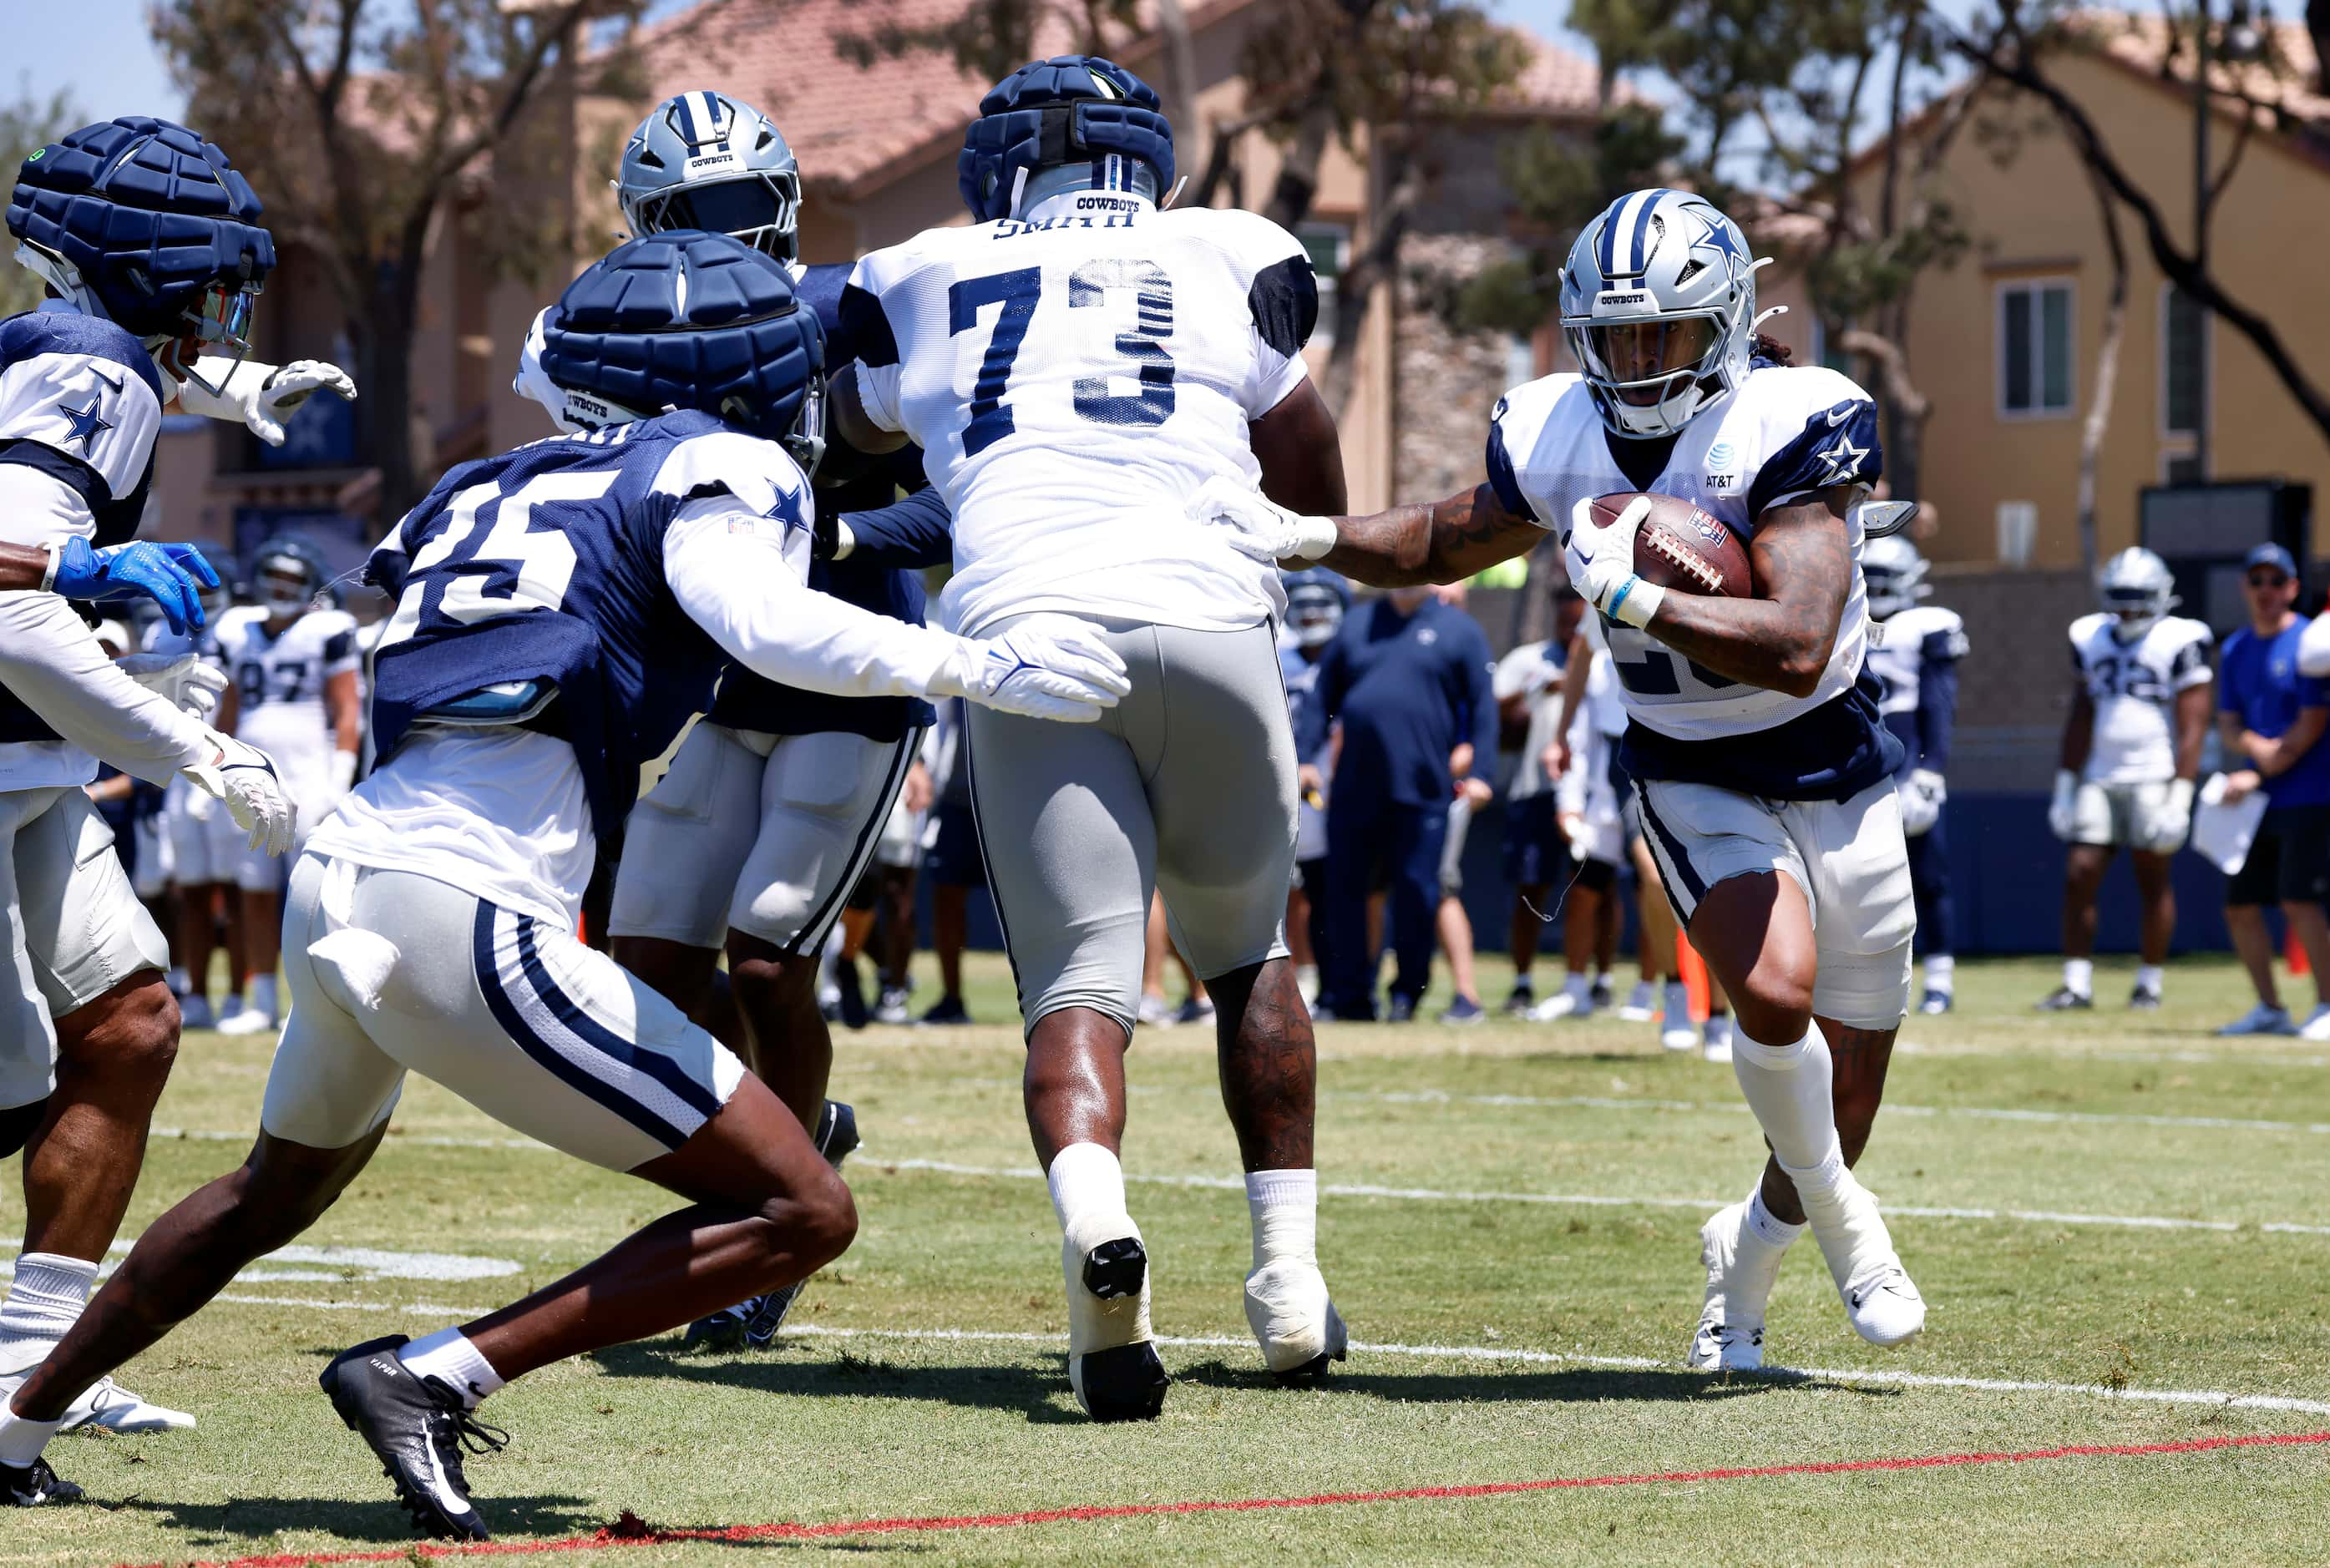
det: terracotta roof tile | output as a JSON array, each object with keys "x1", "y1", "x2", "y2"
[{"x1": 626, "y1": 0, "x2": 1609, "y2": 194}]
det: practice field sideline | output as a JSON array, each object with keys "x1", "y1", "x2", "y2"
[{"x1": 6, "y1": 953, "x2": 2327, "y2": 1566}]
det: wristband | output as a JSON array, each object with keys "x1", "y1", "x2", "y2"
[
  {"x1": 40, "y1": 540, "x2": 62, "y2": 593},
  {"x1": 833, "y1": 518, "x2": 856, "y2": 560},
  {"x1": 1292, "y1": 513, "x2": 1340, "y2": 560}
]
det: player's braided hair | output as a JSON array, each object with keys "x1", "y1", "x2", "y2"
[{"x1": 1751, "y1": 332, "x2": 1796, "y2": 366}]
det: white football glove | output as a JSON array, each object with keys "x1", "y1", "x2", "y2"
[
  {"x1": 2047, "y1": 768, "x2": 2080, "y2": 842},
  {"x1": 1190, "y1": 475, "x2": 1340, "y2": 564},
  {"x1": 1897, "y1": 767, "x2": 1946, "y2": 837},
  {"x1": 932, "y1": 615, "x2": 1132, "y2": 723},
  {"x1": 182, "y1": 731, "x2": 296, "y2": 854},
  {"x1": 114, "y1": 652, "x2": 228, "y2": 720},
  {"x1": 1567, "y1": 494, "x2": 1664, "y2": 629},
  {"x1": 179, "y1": 357, "x2": 358, "y2": 447},
  {"x1": 2146, "y1": 777, "x2": 2196, "y2": 851}
]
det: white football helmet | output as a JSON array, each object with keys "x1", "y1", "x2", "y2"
[
  {"x1": 1559, "y1": 189, "x2": 1774, "y2": 440},
  {"x1": 2099, "y1": 547, "x2": 2178, "y2": 642},
  {"x1": 616, "y1": 92, "x2": 801, "y2": 263},
  {"x1": 1861, "y1": 536, "x2": 1930, "y2": 621}
]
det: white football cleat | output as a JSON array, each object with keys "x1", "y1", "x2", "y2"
[
  {"x1": 215, "y1": 1008, "x2": 276, "y2": 1036},
  {"x1": 1527, "y1": 989, "x2": 1591, "y2": 1022},
  {"x1": 1700, "y1": 1014, "x2": 1735, "y2": 1064},
  {"x1": 1244, "y1": 1259, "x2": 1348, "y2": 1382},
  {"x1": 1797, "y1": 1171, "x2": 1925, "y2": 1348},
  {"x1": 1659, "y1": 1018, "x2": 1697, "y2": 1051},
  {"x1": 1687, "y1": 1196, "x2": 1791, "y2": 1373},
  {"x1": 1061, "y1": 1212, "x2": 1168, "y2": 1421},
  {"x1": 1617, "y1": 980, "x2": 1656, "y2": 1022},
  {"x1": 0, "y1": 1365, "x2": 195, "y2": 1436}
]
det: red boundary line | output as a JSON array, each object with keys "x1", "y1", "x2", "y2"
[{"x1": 117, "y1": 1429, "x2": 2330, "y2": 1567}]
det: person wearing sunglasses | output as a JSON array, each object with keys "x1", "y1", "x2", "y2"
[{"x1": 2215, "y1": 542, "x2": 2330, "y2": 1037}]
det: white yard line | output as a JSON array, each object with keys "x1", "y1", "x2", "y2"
[
  {"x1": 870, "y1": 1157, "x2": 2330, "y2": 1237},
  {"x1": 772, "y1": 1323, "x2": 2330, "y2": 1417}
]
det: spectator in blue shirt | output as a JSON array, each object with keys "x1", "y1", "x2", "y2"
[
  {"x1": 2216, "y1": 543, "x2": 2330, "y2": 1037},
  {"x1": 1279, "y1": 569, "x2": 1349, "y2": 1006},
  {"x1": 1314, "y1": 585, "x2": 1497, "y2": 1022}
]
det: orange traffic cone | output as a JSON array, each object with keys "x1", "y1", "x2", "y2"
[
  {"x1": 1677, "y1": 929, "x2": 1712, "y2": 1024},
  {"x1": 2288, "y1": 925, "x2": 2311, "y2": 976}
]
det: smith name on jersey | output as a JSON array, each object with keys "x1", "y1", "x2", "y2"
[
  {"x1": 1490, "y1": 359, "x2": 1902, "y2": 800},
  {"x1": 840, "y1": 194, "x2": 1317, "y2": 638},
  {"x1": 366, "y1": 409, "x2": 813, "y2": 837},
  {"x1": 2070, "y1": 610, "x2": 2212, "y2": 786},
  {"x1": 1867, "y1": 604, "x2": 1968, "y2": 780},
  {"x1": 0, "y1": 299, "x2": 169, "y2": 766}
]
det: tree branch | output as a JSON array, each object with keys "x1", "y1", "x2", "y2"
[{"x1": 1949, "y1": 24, "x2": 2330, "y2": 449}]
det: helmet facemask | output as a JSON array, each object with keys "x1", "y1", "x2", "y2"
[{"x1": 626, "y1": 169, "x2": 801, "y2": 263}]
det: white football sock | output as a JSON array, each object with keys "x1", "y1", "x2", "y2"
[
  {"x1": 0, "y1": 1402, "x2": 63, "y2": 1465},
  {"x1": 1662, "y1": 980, "x2": 1692, "y2": 1023},
  {"x1": 2063, "y1": 958, "x2": 2093, "y2": 996},
  {"x1": 247, "y1": 973, "x2": 278, "y2": 1021},
  {"x1": 397, "y1": 1327, "x2": 504, "y2": 1409},
  {"x1": 1047, "y1": 1142, "x2": 1128, "y2": 1234},
  {"x1": 1730, "y1": 1023, "x2": 1846, "y2": 1192},
  {"x1": 1245, "y1": 1169, "x2": 1318, "y2": 1271},
  {"x1": 1924, "y1": 954, "x2": 1955, "y2": 990},
  {"x1": 2135, "y1": 963, "x2": 2165, "y2": 994},
  {"x1": 0, "y1": 1254, "x2": 95, "y2": 1376},
  {"x1": 1745, "y1": 1184, "x2": 1806, "y2": 1248}
]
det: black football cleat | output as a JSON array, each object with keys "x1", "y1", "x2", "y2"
[
  {"x1": 1072, "y1": 1341, "x2": 1171, "y2": 1422},
  {"x1": 0, "y1": 1456, "x2": 82, "y2": 1507},
  {"x1": 2130, "y1": 984, "x2": 2164, "y2": 1011},
  {"x1": 319, "y1": 1335, "x2": 507, "y2": 1542},
  {"x1": 2035, "y1": 986, "x2": 2094, "y2": 1012},
  {"x1": 703, "y1": 1100, "x2": 864, "y2": 1351}
]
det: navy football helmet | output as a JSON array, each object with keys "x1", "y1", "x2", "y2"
[
  {"x1": 959, "y1": 55, "x2": 1174, "y2": 221},
  {"x1": 538, "y1": 230, "x2": 827, "y2": 472},
  {"x1": 252, "y1": 534, "x2": 335, "y2": 618},
  {"x1": 7, "y1": 117, "x2": 275, "y2": 392},
  {"x1": 1281, "y1": 567, "x2": 1350, "y2": 650}
]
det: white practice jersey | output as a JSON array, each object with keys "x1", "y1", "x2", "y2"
[
  {"x1": 2071, "y1": 611, "x2": 2212, "y2": 786},
  {"x1": 0, "y1": 303, "x2": 170, "y2": 792},
  {"x1": 845, "y1": 190, "x2": 1316, "y2": 638},
  {"x1": 1867, "y1": 605, "x2": 1968, "y2": 721},
  {"x1": 1493, "y1": 640, "x2": 1563, "y2": 800},
  {"x1": 216, "y1": 604, "x2": 360, "y2": 771},
  {"x1": 1492, "y1": 362, "x2": 1894, "y2": 800}
]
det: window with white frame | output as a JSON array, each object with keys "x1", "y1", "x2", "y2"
[
  {"x1": 2160, "y1": 284, "x2": 2209, "y2": 440},
  {"x1": 1997, "y1": 279, "x2": 2074, "y2": 417},
  {"x1": 1297, "y1": 223, "x2": 1350, "y2": 351}
]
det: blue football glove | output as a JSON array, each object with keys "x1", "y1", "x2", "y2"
[{"x1": 49, "y1": 539, "x2": 221, "y2": 635}]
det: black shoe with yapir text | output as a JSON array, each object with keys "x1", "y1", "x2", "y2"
[{"x1": 319, "y1": 1335, "x2": 508, "y2": 1542}]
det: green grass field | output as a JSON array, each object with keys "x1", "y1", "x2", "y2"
[{"x1": 6, "y1": 951, "x2": 2328, "y2": 1566}]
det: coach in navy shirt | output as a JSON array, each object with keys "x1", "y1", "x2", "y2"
[{"x1": 1314, "y1": 585, "x2": 1497, "y2": 1021}]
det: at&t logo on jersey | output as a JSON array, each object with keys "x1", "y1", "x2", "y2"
[{"x1": 1705, "y1": 440, "x2": 1737, "y2": 490}]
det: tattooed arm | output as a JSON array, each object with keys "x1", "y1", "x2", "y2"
[
  {"x1": 1636, "y1": 487, "x2": 1855, "y2": 699},
  {"x1": 1317, "y1": 482, "x2": 1546, "y2": 589}
]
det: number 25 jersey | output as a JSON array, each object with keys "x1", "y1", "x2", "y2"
[{"x1": 843, "y1": 194, "x2": 1318, "y2": 639}]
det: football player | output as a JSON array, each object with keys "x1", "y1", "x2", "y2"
[
  {"x1": 0, "y1": 232, "x2": 1127, "y2": 1530},
  {"x1": 1862, "y1": 537, "x2": 1968, "y2": 1014},
  {"x1": 2041, "y1": 548, "x2": 2210, "y2": 1012},
  {"x1": 829, "y1": 55, "x2": 1350, "y2": 1419},
  {"x1": 512, "y1": 91, "x2": 946, "y2": 1350},
  {"x1": 1490, "y1": 586, "x2": 1578, "y2": 1015},
  {"x1": 1280, "y1": 567, "x2": 1347, "y2": 1004},
  {"x1": 209, "y1": 536, "x2": 362, "y2": 1035},
  {"x1": 0, "y1": 118, "x2": 299, "y2": 1483},
  {"x1": 1202, "y1": 186, "x2": 1926, "y2": 1371}
]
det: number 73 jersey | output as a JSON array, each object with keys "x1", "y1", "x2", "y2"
[{"x1": 841, "y1": 198, "x2": 1319, "y2": 638}]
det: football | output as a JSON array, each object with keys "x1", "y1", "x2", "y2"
[{"x1": 1591, "y1": 491, "x2": 1755, "y2": 599}]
